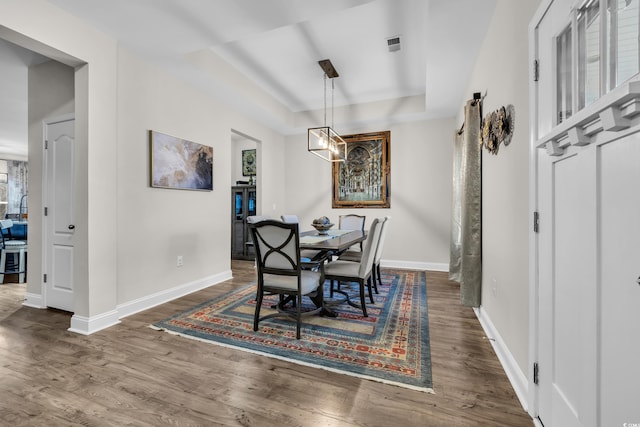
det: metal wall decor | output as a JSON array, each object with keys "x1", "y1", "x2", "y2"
[{"x1": 480, "y1": 104, "x2": 515, "y2": 155}]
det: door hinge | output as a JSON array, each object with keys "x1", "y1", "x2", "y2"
[
  {"x1": 533, "y1": 59, "x2": 540, "y2": 82},
  {"x1": 533, "y1": 362, "x2": 540, "y2": 385},
  {"x1": 44, "y1": 207, "x2": 48, "y2": 216},
  {"x1": 533, "y1": 211, "x2": 540, "y2": 233},
  {"x1": 43, "y1": 274, "x2": 47, "y2": 283},
  {"x1": 45, "y1": 140, "x2": 48, "y2": 149}
]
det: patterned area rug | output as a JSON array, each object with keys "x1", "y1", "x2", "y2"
[{"x1": 152, "y1": 269, "x2": 433, "y2": 393}]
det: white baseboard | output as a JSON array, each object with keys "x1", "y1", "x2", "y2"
[
  {"x1": 474, "y1": 306, "x2": 529, "y2": 413},
  {"x1": 68, "y1": 310, "x2": 121, "y2": 335},
  {"x1": 65, "y1": 269, "x2": 233, "y2": 335},
  {"x1": 382, "y1": 259, "x2": 449, "y2": 272},
  {"x1": 23, "y1": 292, "x2": 45, "y2": 308},
  {"x1": 117, "y1": 269, "x2": 233, "y2": 319}
]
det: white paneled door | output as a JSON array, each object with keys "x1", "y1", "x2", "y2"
[
  {"x1": 44, "y1": 116, "x2": 75, "y2": 312},
  {"x1": 598, "y1": 135, "x2": 640, "y2": 427}
]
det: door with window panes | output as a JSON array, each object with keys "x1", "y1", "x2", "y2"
[{"x1": 532, "y1": 1, "x2": 640, "y2": 426}]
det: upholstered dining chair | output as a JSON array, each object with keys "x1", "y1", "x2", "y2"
[
  {"x1": 323, "y1": 217, "x2": 382, "y2": 317},
  {"x1": 338, "y1": 216, "x2": 390, "y2": 294},
  {"x1": 338, "y1": 214, "x2": 366, "y2": 252},
  {"x1": 249, "y1": 219, "x2": 324, "y2": 339},
  {"x1": 280, "y1": 214, "x2": 323, "y2": 262},
  {"x1": 280, "y1": 214, "x2": 299, "y2": 224}
]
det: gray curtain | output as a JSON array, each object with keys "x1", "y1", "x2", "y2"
[{"x1": 449, "y1": 99, "x2": 482, "y2": 307}]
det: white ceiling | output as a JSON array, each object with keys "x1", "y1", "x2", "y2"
[{"x1": 0, "y1": 0, "x2": 496, "y2": 155}]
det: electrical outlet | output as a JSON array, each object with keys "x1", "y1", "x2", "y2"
[
  {"x1": 177, "y1": 255, "x2": 183, "y2": 267},
  {"x1": 492, "y1": 278, "x2": 498, "y2": 297}
]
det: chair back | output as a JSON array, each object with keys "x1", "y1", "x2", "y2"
[
  {"x1": 339, "y1": 214, "x2": 366, "y2": 231},
  {"x1": 249, "y1": 220, "x2": 301, "y2": 276},
  {"x1": 247, "y1": 215, "x2": 271, "y2": 224},
  {"x1": 0, "y1": 219, "x2": 14, "y2": 246},
  {"x1": 357, "y1": 218, "x2": 382, "y2": 278},
  {"x1": 373, "y1": 216, "x2": 391, "y2": 264},
  {"x1": 280, "y1": 214, "x2": 299, "y2": 224}
]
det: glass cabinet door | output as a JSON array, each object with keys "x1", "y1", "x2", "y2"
[
  {"x1": 234, "y1": 189, "x2": 244, "y2": 220},
  {"x1": 248, "y1": 190, "x2": 256, "y2": 217}
]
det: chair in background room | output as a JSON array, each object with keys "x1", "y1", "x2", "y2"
[
  {"x1": 249, "y1": 220, "x2": 324, "y2": 339},
  {"x1": 338, "y1": 216, "x2": 390, "y2": 294},
  {"x1": 338, "y1": 214, "x2": 366, "y2": 252},
  {"x1": 0, "y1": 219, "x2": 27, "y2": 284},
  {"x1": 323, "y1": 217, "x2": 382, "y2": 317}
]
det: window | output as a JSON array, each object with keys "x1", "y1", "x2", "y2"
[
  {"x1": 608, "y1": 0, "x2": 639, "y2": 88},
  {"x1": 556, "y1": 0, "x2": 640, "y2": 124},
  {"x1": 578, "y1": 0, "x2": 601, "y2": 109},
  {"x1": 557, "y1": 25, "x2": 573, "y2": 122}
]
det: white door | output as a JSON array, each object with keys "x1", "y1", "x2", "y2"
[
  {"x1": 534, "y1": 1, "x2": 597, "y2": 425},
  {"x1": 599, "y1": 135, "x2": 640, "y2": 427},
  {"x1": 537, "y1": 150, "x2": 598, "y2": 427},
  {"x1": 44, "y1": 117, "x2": 75, "y2": 312}
]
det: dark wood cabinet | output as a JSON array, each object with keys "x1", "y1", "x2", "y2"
[{"x1": 231, "y1": 185, "x2": 256, "y2": 260}]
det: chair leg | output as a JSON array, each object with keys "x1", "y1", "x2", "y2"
[
  {"x1": 18, "y1": 249, "x2": 25, "y2": 284},
  {"x1": 359, "y1": 280, "x2": 368, "y2": 317},
  {"x1": 296, "y1": 293, "x2": 302, "y2": 339},
  {"x1": 376, "y1": 263, "x2": 382, "y2": 290},
  {"x1": 254, "y1": 289, "x2": 264, "y2": 331},
  {"x1": 367, "y1": 276, "x2": 374, "y2": 304},
  {"x1": 371, "y1": 266, "x2": 379, "y2": 294},
  {"x1": 0, "y1": 249, "x2": 5, "y2": 284}
]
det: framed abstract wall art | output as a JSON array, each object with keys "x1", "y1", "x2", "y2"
[
  {"x1": 332, "y1": 130, "x2": 390, "y2": 208},
  {"x1": 149, "y1": 130, "x2": 213, "y2": 191}
]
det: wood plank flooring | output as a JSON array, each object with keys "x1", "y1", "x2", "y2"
[{"x1": 0, "y1": 261, "x2": 532, "y2": 426}]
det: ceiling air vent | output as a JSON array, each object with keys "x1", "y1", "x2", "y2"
[{"x1": 387, "y1": 36, "x2": 401, "y2": 52}]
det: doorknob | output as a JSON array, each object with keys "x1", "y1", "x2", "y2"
[{"x1": 68, "y1": 225, "x2": 75, "y2": 230}]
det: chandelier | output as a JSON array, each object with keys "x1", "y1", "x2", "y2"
[{"x1": 308, "y1": 59, "x2": 346, "y2": 162}]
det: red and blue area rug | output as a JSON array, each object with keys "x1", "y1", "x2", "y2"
[{"x1": 152, "y1": 269, "x2": 432, "y2": 393}]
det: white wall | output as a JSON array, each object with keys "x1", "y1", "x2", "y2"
[
  {"x1": 459, "y1": 0, "x2": 541, "y2": 382},
  {"x1": 115, "y1": 48, "x2": 287, "y2": 306},
  {"x1": 284, "y1": 117, "x2": 455, "y2": 270}
]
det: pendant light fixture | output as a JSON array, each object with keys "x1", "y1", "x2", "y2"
[{"x1": 308, "y1": 59, "x2": 346, "y2": 162}]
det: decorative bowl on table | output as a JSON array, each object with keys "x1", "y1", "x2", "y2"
[
  {"x1": 312, "y1": 216, "x2": 334, "y2": 235},
  {"x1": 311, "y1": 223, "x2": 334, "y2": 235}
]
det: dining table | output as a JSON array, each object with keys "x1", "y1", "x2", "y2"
[{"x1": 298, "y1": 228, "x2": 366, "y2": 259}]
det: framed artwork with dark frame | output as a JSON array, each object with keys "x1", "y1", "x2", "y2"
[
  {"x1": 332, "y1": 130, "x2": 390, "y2": 208},
  {"x1": 149, "y1": 130, "x2": 213, "y2": 191},
  {"x1": 242, "y1": 149, "x2": 257, "y2": 177}
]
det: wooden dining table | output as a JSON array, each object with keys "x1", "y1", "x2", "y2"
[{"x1": 298, "y1": 229, "x2": 366, "y2": 259}]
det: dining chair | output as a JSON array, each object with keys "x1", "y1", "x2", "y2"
[
  {"x1": 249, "y1": 219, "x2": 324, "y2": 339},
  {"x1": 323, "y1": 217, "x2": 382, "y2": 317},
  {"x1": 280, "y1": 214, "x2": 322, "y2": 262},
  {"x1": 338, "y1": 216, "x2": 390, "y2": 294},
  {"x1": 280, "y1": 214, "x2": 299, "y2": 224},
  {"x1": 338, "y1": 214, "x2": 366, "y2": 252},
  {"x1": 0, "y1": 219, "x2": 27, "y2": 284},
  {"x1": 246, "y1": 215, "x2": 272, "y2": 224}
]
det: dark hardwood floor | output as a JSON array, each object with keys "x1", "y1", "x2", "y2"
[{"x1": 0, "y1": 261, "x2": 532, "y2": 426}]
